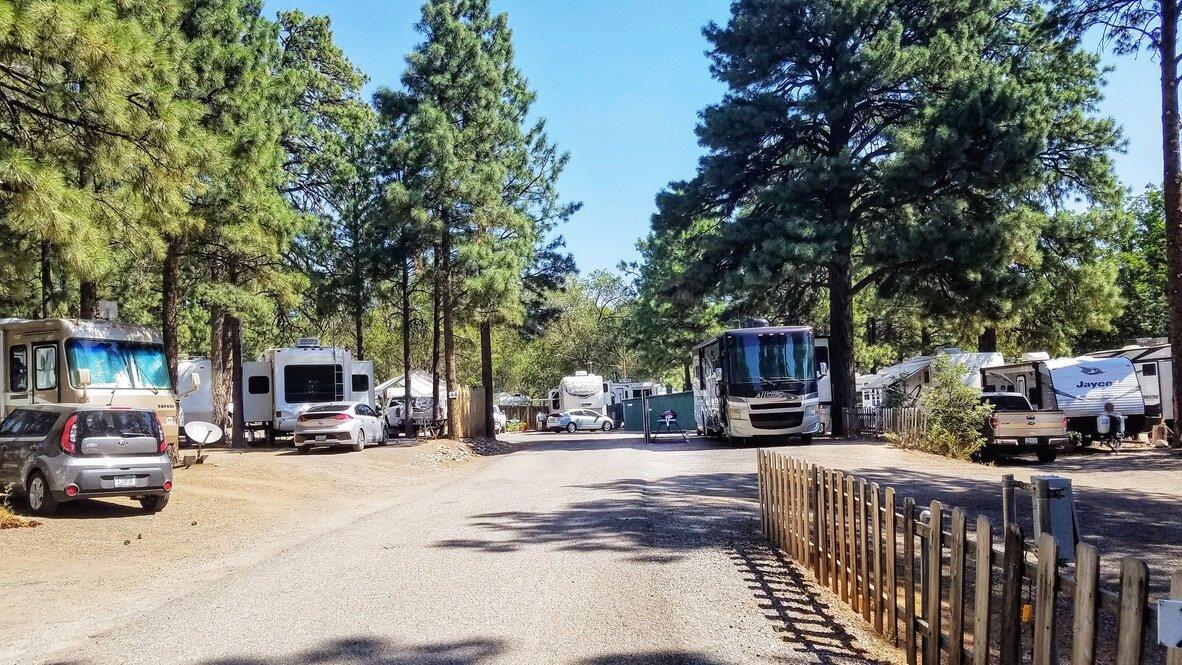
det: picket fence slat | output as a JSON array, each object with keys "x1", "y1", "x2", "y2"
[{"x1": 755, "y1": 453, "x2": 1172, "y2": 665}]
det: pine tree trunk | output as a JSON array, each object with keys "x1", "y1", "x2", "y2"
[
  {"x1": 682, "y1": 357, "x2": 692, "y2": 391},
  {"x1": 920, "y1": 327, "x2": 932, "y2": 354},
  {"x1": 229, "y1": 314, "x2": 246, "y2": 447},
  {"x1": 977, "y1": 326, "x2": 998, "y2": 353},
  {"x1": 162, "y1": 238, "x2": 181, "y2": 388},
  {"x1": 828, "y1": 252, "x2": 856, "y2": 436},
  {"x1": 442, "y1": 227, "x2": 458, "y2": 437},
  {"x1": 431, "y1": 249, "x2": 441, "y2": 423},
  {"x1": 353, "y1": 231, "x2": 364, "y2": 360},
  {"x1": 210, "y1": 304, "x2": 227, "y2": 432},
  {"x1": 1159, "y1": 0, "x2": 1182, "y2": 447},
  {"x1": 481, "y1": 319, "x2": 494, "y2": 439},
  {"x1": 40, "y1": 240, "x2": 51, "y2": 318},
  {"x1": 402, "y1": 257, "x2": 414, "y2": 437},
  {"x1": 80, "y1": 281, "x2": 98, "y2": 319}
]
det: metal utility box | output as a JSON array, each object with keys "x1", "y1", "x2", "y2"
[{"x1": 1031, "y1": 475, "x2": 1080, "y2": 562}]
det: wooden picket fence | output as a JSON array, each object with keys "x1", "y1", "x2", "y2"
[
  {"x1": 842, "y1": 407, "x2": 926, "y2": 438},
  {"x1": 756, "y1": 450, "x2": 1182, "y2": 664},
  {"x1": 452, "y1": 386, "x2": 487, "y2": 439}
]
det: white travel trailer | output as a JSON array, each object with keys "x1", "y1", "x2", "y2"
[
  {"x1": 548, "y1": 371, "x2": 607, "y2": 414},
  {"x1": 605, "y1": 380, "x2": 667, "y2": 406},
  {"x1": 241, "y1": 339, "x2": 374, "y2": 436},
  {"x1": 1089, "y1": 341, "x2": 1173, "y2": 425},
  {"x1": 981, "y1": 356, "x2": 1147, "y2": 436}
]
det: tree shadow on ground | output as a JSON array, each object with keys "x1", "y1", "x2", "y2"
[
  {"x1": 729, "y1": 541, "x2": 894, "y2": 664},
  {"x1": 188, "y1": 637, "x2": 506, "y2": 665},
  {"x1": 433, "y1": 472, "x2": 760, "y2": 562}
]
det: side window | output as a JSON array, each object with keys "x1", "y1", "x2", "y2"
[
  {"x1": 0, "y1": 410, "x2": 28, "y2": 435},
  {"x1": 34, "y1": 345, "x2": 57, "y2": 391},
  {"x1": 9, "y1": 345, "x2": 27, "y2": 392},
  {"x1": 23, "y1": 411, "x2": 58, "y2": 437},
  {"x1": 1143, "y1": 363, "x2": 1157, "y2": 377},
  {"x1": 351, "y1": 374, "x2": 369, "y2": 392},
  {"x1": 357, "y1": 405, "x2": 374, "y2": 417},
  {"x1": 248, "y1": 376, "x2": 270, "y2": 394}
]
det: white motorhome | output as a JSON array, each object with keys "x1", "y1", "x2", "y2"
[
  {"x1": 692, "y1": 322, "x2": 824, "y2": 443},
  {"x1": 548, "y1": 371, "x2": 607, "y2": 414},
  {"x1": 981, "y1": 356, "x2": 1147, "y2": 436},
  {"x1": 1089, "y1": 341, "x2": 1173, "y2": 425},
  {"x1": 241, "y1": 339, "x2": 374, "y2": 436}
]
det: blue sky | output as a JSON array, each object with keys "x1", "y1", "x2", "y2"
[{"x1": 267, "y1": 0, "x2": 1162, "y2": 274}]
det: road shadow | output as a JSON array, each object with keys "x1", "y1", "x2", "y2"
[
  {"x1": 182, "y1": 636, "x2": 506, "y2": 665},
  {"x1": 729, "y1": 542, "x2": 893, "y2": 664},
  {"x1": 434, "y1": 472, "x2": 759, "y2": 561}
]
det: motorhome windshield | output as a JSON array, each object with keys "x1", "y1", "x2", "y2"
[
  {"x1": 725, "y1": 331, "x2": 814, "y2": 386},
  {"x1": 66, "y1": 339, "x2": 171, "y2": 390},
  {"x1": 284, "y1": 364, "x2": 344, "y2": 404}
]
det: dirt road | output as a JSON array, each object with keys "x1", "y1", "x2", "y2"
[{"x1": 3, "y1": 433, "x2": 893, "y2": 665}]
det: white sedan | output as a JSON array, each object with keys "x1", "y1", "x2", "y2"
[
  {"x1": 546, "y1": 409, "x2": 614, "y2": 433},
  {"x1": 294, "y1": 401, "x2": 388, "y2": 453}
]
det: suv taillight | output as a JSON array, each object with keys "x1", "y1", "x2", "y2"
[
  {"x1": 155, "y1": 415, "x2": 167, "y2": 453},
  {"x1": 988, "y1": 416, "x2": 999, "y2": 430},
  {"x1": 60, "y1": 414, "x2": 78, "y2": 454}
]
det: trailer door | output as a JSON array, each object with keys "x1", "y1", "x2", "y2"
[{"x1": 242, "y1": 361, "x2": 273, "y2": 423}]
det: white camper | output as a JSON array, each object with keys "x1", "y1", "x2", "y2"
[
  {"x1": 548, "y1": 371, "x2": 607, "y2": 414},
  {"x1": 982, "y1": 356, "x2": 1147, "y2": 436},
  {"x1": 605, "y1": 380, "x2": 667, "y2": 406},
  {"x1": 241, "y1": 339, "x2": 375, "y2": 436},
  {"x1": 177, "y1": 358, "x2": 215, "y2": 427},
  {"x1": 1089, "y1": 341, "x2": 1173, "y2": 425}
]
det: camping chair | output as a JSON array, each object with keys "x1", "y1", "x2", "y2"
[{"x1": 651, "y1": 412, "x2": 688, "y2": 442}]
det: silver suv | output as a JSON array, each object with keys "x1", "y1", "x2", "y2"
[{"x1": 0, "y1": 405, "x2": 173, "y2": 516}]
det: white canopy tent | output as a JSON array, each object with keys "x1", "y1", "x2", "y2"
[{"x1": 376, "y1": 370, "x2": 446, "y2": 403}]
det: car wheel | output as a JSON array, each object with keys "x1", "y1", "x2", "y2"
[
  {"x1": 352, "y1": 430, "x2": 365, "y2": 452},
  {"x1": 565, "y1": 422, "x2": 577, "y2": 433},
  {"x1": 25, "y1": 472, "x2": 58, "y2": 516},
  {"x1": 1035, "y1": 448, "x2": 1058, "y2": 464},
  {"x1": 297, "y1": 445, "x2": 312, "y2": 454},
  {"x1": 140, "y1": 493, "x2": 170, "y2": 513},
  {"x1": 601, "y1": 420, "x2": 613, "y2": 431}
]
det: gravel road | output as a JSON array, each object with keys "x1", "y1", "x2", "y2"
[{"x1": 4, "y1": 432, "x2": 895, "y2": 665}]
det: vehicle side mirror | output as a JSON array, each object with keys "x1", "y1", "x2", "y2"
[
  {"x1": 818, "y1": 361, "x2": 829, "y2": 377},
  {"x1": 77, "y1": 369, "x2": 92, "y2": 388},
  {"x1": 714, "y1": 367, "x2": 723, "y2": 380}
]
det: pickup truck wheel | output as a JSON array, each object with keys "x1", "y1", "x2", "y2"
[{"x1": 1035, "y1": 448, "x2": 1058, "y2": 464}]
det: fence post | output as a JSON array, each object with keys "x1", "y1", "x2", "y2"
[
  {"x1": 885, "y1": 487, "x2": 898, "y2": 643},
  {"x1": 948, "y1": 508, "x2": 967, "y2": 665},
  {"x1": 1001, "y1": 474, "x2": 1015, "y2": 532},
  {"x1": 758, "y1": 451, "x2": 766, "y2": 538},
  {"x1": 903, "y1": 497, "x2": 917, "y2": 665},
  {"x1": 811, "y1": 465, "x2": 821, "y2": 578},
  {"x1": 999, "y1": 523, "x2": 1025, "y2": 665},
  {"x1": 828, "y1": 469, "x2": 838, "y2": 592},
  {"x1": 860, "y1": 479, "x2": 872, "y2": 623},
  {"x1": 1072, "y1": 542, "x2": 1099, "y2": 665},
  {"x1": 872, "y1": 482, "x2": 884, "y2": 635},
  {"x1": 838, "y1": 471, "x2": 849, "y2": 603},
  {"x1": 1115, "y1": 557, "x2": 1148, "y2": 665},
  {"x1": 847, "y1": 475, "x2": 858, "y2": 613},
  {"x1": 973, "y1": 516, "x2": 993, "y2": 665},
  {"x1": 1033, "y1": 533, "x2": 1059, "y2": 665},
  {"x1": 924, "y1": 500, "x2": 944, "y2": 665}
]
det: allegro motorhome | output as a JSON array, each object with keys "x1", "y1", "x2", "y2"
[
  {"x1": 241, "y1": 339, "x2": 374, "y2": 437},
  {"x1": 0, "y1": 318, "x2": 187, "y2": 446}
]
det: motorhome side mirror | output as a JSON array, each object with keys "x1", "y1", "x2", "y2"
[
  {"x1": 714, "y1": 367, "x2": 723, "y2": 380},
  {"x1": 77, "y1": 369, "x2": 92, "y2": 388},
  {"x1": 818, "y1": 362, "x2": 829, "y2": 377}
]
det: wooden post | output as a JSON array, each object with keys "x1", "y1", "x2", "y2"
[
  {"x1": 1033, "y1": 477, "x2": 1051, "y2": 538},
  {"x1": 1072, "y1": 542, "x2": 1099, "y2": 665},
  {"x1": 903, "y1": 497, "x2": 917, "y2": 665},
  {"x1": 1169, "y1": 570, "x2": 1182, "y2": 665},
  {"x1": 1032, "y1": 533, "x2": 1059, "y2": 665},
  {"x1": 758, "y1": 451, "x2": 767, "y2": 539},
  {"x1": 973, "y1": 516, "x2": 993, "y2": 665},
  {"x1": 773, "y1": 455, "x2": 783, "y2": 549},
  {"x1": 999, "y1": 523, "x2": 1025, "y2": 665},
  {"x1": 924, "y1": 500, "x2": 944, "y2": 665},
  {"x1": 860, "y1": 479, "x2": 871, "y2": 622},
  {"x1": 1115, "y1": 558, "x2": 1148, "y2": 665},
  {"x1": 948, "y1": 508, "x2": 967, "y2": 665},
  {"x1": 838, "y1": 471, "x2": 848, "y2": 602},
  {"x1": 826, "y1": 469, "x2": 836, "y2": 590},
  {"x1": 885, "y1": 487, "x2": 898, "y2": 643},
  {"x1": 811, "y1": 465, "x2": 821, "y2": 577},
  {"x1": 1001, "y1": 474, "x2": 1015, "y2": 532},
  {"x1": 785, "y1": 457, "x2": 795, "y2": 554},
  {"x1": 847, "y1": 475, "x2": 858, "y2": 612},
  {"x1": 872, "y1": 483, "x2": 884, "y2": 635}
]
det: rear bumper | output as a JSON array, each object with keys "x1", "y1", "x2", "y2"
[
  {"x1": 293, "y1": 427, "x2": 354, "y2": 444},
  {"x1": 987, "y1": 436, "x2": 1069, "y2": 448},
  {"x1": 46, "y1": 455, "x2": 172, "y2": 501}
]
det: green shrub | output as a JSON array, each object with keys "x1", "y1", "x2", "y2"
[{"x1": 891, "y1": 355, "x2": 993, "y2": 459}]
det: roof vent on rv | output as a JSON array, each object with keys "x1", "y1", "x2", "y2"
[
  {"x1": 740, "y1": 318, "x2": 770, "y2": 329},
  {"x1": 574, "y1": 370, "x2": 589, "y2": 376},
  {"x1": 294, "y1": 338, "x2": 321, "y2": 348}
]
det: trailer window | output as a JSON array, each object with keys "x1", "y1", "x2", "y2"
[
  {"x1": 1142, "y1": 363, "x2": 1157, "y2": 377},
  {"x1": 283, "y1": 364, "x2": 344, "y2": 404},
  {"x1": 351, "y1": 374, "x2": 369, "y2": 392},
  {"x1": 8, "y1": 345, "x2": 27, "y2": 392},
  {"x1": 34, "y1": 345, "x2": 57, "y2": 391}
]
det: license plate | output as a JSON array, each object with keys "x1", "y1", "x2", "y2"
[
  {"x1": 315, "y1": 435, "x2": 326, "y2": 441},
  {"x1": 113, "y1": 475, "x2": 136, "y2": 488},
  {"x1": 1024, "y1": 437, "x2": 1039, "y2": 445}
]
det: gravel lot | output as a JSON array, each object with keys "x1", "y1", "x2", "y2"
[{"x1": 766, "y1": 438, "x2": 1182, "y2": 592}]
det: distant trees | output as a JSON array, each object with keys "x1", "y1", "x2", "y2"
[{"x1": 637, "y1": 0, "x2": 1119, "y2": 431}]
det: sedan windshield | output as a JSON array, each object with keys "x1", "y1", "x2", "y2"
[{"x1": 66, "y1": 339, "x2": 171, "y2": 390}]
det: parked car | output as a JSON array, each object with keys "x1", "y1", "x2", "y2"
[
  {"x1": 493, "y1": 405, "x2": 507, "y2": 434},
  {"x1": 546, "y1": 409, "x2": 614, "y2": 433},
  {"x1": 294, "y1": 401, "x2": 387, "y2": 453},
  {"x1": 0, "y1": 404, "x2": 173, "y2": 516},
  {"x1": 978, "y1": 392, "x2": 1069, "y2": 463}
]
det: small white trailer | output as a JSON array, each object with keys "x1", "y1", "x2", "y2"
[
  {"x1": 1089, "y1": 341, "x2": 1173, "y2": 425},
  {"x1": 548, "y1": 371, "x2": 608, "y2": 414},
  {"x1": 240, "y1": 339, "x2": 374, "y2": 438}
]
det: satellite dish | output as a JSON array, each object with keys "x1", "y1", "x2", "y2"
[{"x1": 184, "y1": 421, "x2": 223, "y2": 445}]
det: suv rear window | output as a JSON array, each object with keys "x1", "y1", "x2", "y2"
[{"x1": 77, "y1": 410, "x2": 160, "y2": 439}]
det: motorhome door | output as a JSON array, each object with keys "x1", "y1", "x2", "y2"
[
  {"x1": 242, "y1": 361, "x2": 273, "y2": 423},
  {"x1": 1135, "y1": 361, "x2": 1164, "y2": 419},
  {"x1": 351, "y1": 360, "x2": 375, "y2": 407},
  {"x1": 4, "y1": 337, "x2": 30, "y2": 415}
]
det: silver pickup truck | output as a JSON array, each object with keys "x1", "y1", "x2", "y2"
[{"x1": 979, "y1": 392, "x2": 1069, "y2": 463}]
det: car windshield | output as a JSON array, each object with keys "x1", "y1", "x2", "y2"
[
  {"x1": 306, "y1": 404, "x2": 351, "y2": 414},
  {"x1": 66, "y1": 339, "x2": 171, "y2": 390},
  {"x1": 725, "y1": 331, "x2": 814, "y2": 385}
]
